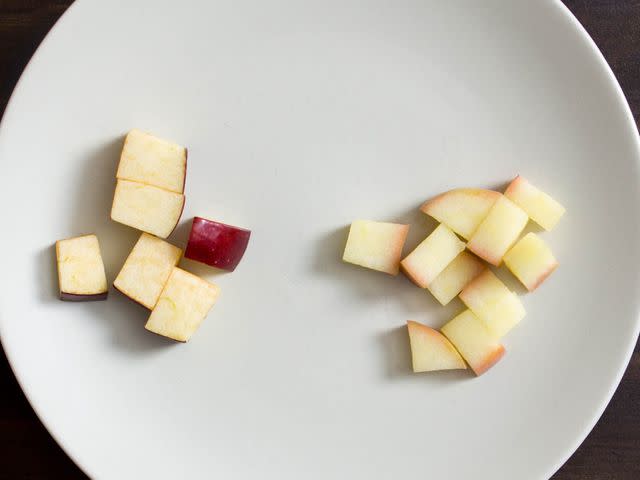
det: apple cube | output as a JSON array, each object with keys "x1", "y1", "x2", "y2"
[
  {"x1": 427, "y1": 251, "x2": 486, "y2": 305},
  {"x1": 420, "y1": 188, "x2": 501, "y2": 239},
  {"x1": 504, "y1": 176, "x2": 565, "y2": 231},
  {"x1": 441, "y1": 309, "x2": 505, "y2": 376},
  {"x1": 145, "y1": 267, "x2": 220, "y2": 342},
  {"x1": 401, "y1": 224, "x2": 465, "y2": 288},
  {"x1": 407, "y1": 320, "x2": 466, "y2": 372},
  {"x1": 342, "y1": 220, "x2": 410, "y2": 275},
  {"x1": 466, "y1": 196, "x2": 528, "y2": 266},
  {"x1": 459, "y1": 269, "x2": 525, "y2": 338},
  {"x1": 111, "y1": 179, "x2": 185, "y2": 238},
  {"x1": 185, "y1": 217, "x2": 251, "y2": 272},
  {"x1": 56, "y1": 234, "x2": 108, "y2": 301},
  {"x1": 113, "y1": 233, "x2": 182, "y2": 309},
  {"x1": 503, "y1": 233, "x2": 558, "y2": 292},
  {"x1": 117, "y1": 129, "x2": 187, "y2": 193}
]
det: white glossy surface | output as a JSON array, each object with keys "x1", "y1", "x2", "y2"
[{"x1": 0, "y1": 1, "x2": 638, "y2": 478}]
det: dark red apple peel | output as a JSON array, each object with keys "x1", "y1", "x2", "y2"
[{"x1": 185, "y1": 217, "x2": 250, "y2": 272}]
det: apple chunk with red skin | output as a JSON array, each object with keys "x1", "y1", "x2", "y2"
[
  {"x1": 441, "y1": 309, "x2": 505, "y2": 376},
  {"x1": 401, "y1": 224, "x2": 465, "y2": 288},
  {"x1": 420, "y1": 188, "x2": 501, "y2": 240},
  {"x1": 503, "y1": 232, "x2": 558, "y2": 292},
  {"x1": 145, "y1": 267, "x2": 220, "y2": 342},
  {"x1": 407, "y1": 320, "x2": 466, "y2": 372},
  {"x1": 111, "y1": 179, "x2": 185, "y2": 239},
  {"x1": 114, "y1": 233, "x2": 182, "y2": 309},
  {"x1": 56, "y1": 234, "x2": 108, "y2": 301},
  {"x1": 342, "y1": 220, "x2": 410, "y2": 275},
  {"x1": 185, "y1": 217, "x2": 251, "y2": 272},
  {"x1": 504, "y1": 175, "x2": 565, "y2": 231},
  {"x1": 427, "y1": 251, "x2": 486, "y2": 305}
]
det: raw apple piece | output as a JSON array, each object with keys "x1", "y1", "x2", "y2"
[
  {"x1": 342, "y1": 220, "x2": 410, "y2": 275},
  {"x1": 113, "y1": 233, "x2": 182, "y2": 309},
  {"x1": 145, "y1": 267, "x2": 220, "y2": 342},
  {"x1": 466, "y1": 196, "x2": 528, "y2": 266},
  {"x1": 401, "y1": 224, "x2": 465, "y2": 288},
  {"x1": 459, "y1": 269, "x2": 525, "y2": 338},
  {"x1": 56, "y1": 234, "x2": 108, "y2": 301},
  {"x1": 111, "y1": 179, "x2": 185, "y2": 238},
  {"x1": 117, "y1": 129, "x2": 187, "y2": 193},
  {"x1": 407, "y1": 320, "x2": 466, "y2": 372},
  {"x1": 185, "y1": 217, "x2": 251, "y2": 272},
  {"x1": 504, "y1": 176, "x2": 565, "y2": 231},
  {"x1": 503, "y1": 232, "x2": 558, "y2": 292},
  {"x1": 427, "y1": 251, "x2": 486, "y2": 305},
  {"x1": 441, "y1": 309, "x2": 505, "y2": 376},
  {"x1": 420, "y1": 188, "x2": 501, "y2": 239}
]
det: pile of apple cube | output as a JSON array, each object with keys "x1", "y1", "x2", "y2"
[
  {"x1": 55, "y1": 130, "x2": 250, "y2": 342},
  {"x1": 343, "y1": 178, "x2": 565, "y2": 376}
]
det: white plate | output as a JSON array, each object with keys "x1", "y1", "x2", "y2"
[{"x1": 0, "y1": 1, "x2": 638, "y2": 478}]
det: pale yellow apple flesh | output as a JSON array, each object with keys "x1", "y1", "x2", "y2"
[
  {"x1": 56, "y1": 234, "x2": 108, "y2": 300},
  {"x1": 441, "y1": 309, "x2": 505, "y2": 376},
  {"x1": 117, "y1": 129, "x2": 187, "y2": 194},
  {"x1": 145, "y1": 267, "x2": 220, "y2": 342},
  {"x1": 427, "y1": 251, "x2": 486, "y2": 305},
  {"x1": 111, "y1": 179, "x2": 185, "y2": 238},
  {"x1": 466, "y1": 196, "x2": 528, "y2": 266},
  {"x1": 114, "y1": 233, "x2": 183, "y2": 309},
  {"x1": 504, "y1": 176, "x2": 565, "y2": 231},
  {"x1": 401, "y1": 224, "x2": 465, "y2": 288},
  {"x1": 420, "y1": 188, "x2": 501, "y2": 240},
  {"x1": 459, "y1": 269, "x2": 525, "y2": 338},
  {"x1": 342, "y1": 220, "x2": 410, "y2": 275},
  {"x1": 503, "y1": 232, "x2": 558, "y2": 292},
  {"x1": 407, "y1": 320, "x2": 466, "y2": 372}
]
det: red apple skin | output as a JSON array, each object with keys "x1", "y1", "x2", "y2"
[
  {"x1": 184, "y1": 217, "x2": 251, "y2": 271},
  {"x1": 60, "y1": 291, "x2": 108, "y2": 301}
]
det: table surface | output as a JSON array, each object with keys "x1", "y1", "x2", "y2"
[{"x1": 0, "y1": 1, "x2": 638, "y2": 478}]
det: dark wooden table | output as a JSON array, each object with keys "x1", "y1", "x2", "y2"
[{"x1": 0, "y1": 1, "x2": 638, "y2": 478}]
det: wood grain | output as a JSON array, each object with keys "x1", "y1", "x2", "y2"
[{"x1": 0, "y1": 1, "x2": 637, "y2": 478}]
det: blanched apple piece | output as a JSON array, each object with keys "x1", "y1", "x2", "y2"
[
  {"x1": 114, "y1": 233, "x2": 182, "y2": 309},
  {"x1": 441, "y1": 309, "x2": 505, "y2": 376},
  {"x1": 466, "y1": 196, "x2": 528, "y2": 266},
  {"x1": 427, "y1": 251, "x2": 486, "y2": 305},
  {"x1": 185, "y1": 217, "x2": 251, "y2": 272},
  {"x1": 407, "y1": 320, "x2": 466, "y2": 372},
  {"x1": 504, "y1": 176, "x2": 565, "y2": 231},
  {"x1": 145, "y1": 267, "x2": 220, "y2": 342},
  {"x1": 111, "y1": 179, "x2": 184, "y2": 238},
  {"x1": 503, "y1": 233, "x2": 558, "y2": 292},
  {"x1": 342, "y1": 220, "x2": 410, "y2": 275},
  {"x1": 401, "y1": 224, "x2": 465, "y2": 288},
  {"x1": 56, "y1": 234, "x2": 108, "y2": 301},
  {"x1": 117, "y1": 129, "x2": 187, "y2": 193},
  {"x1": 420, "y1": 188, "x2": 501, "y2": 239},
  {"x1": 459, "y1": 269, "x2": 525, "y2": 338}
]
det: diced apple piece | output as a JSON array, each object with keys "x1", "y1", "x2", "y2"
[
  {"x1": 56, "y1": 234, "x2": 108, "y2": 301},
  {"x1": 504, "y1": 176, "x2": 565, "y2": 231},
  {"x1": 145, "y1": 267, "x2": 220, "y2": 342},
  {"x1": 420, "y1": 188, "x2": 501, "y2": 239},
  {"x1": 113, "y1": 233, "x2": 182, "y2": 309},
  {"x1": 441, "y1": 310, "x2": 505, "y2": 376},
  {"x1": 117, "y1": 129, "x2": 187, "y2": 193},
  {"x1": 401, "y1": 224, "x2": 465, "y2": 288},
  {"x1": 111, "y1": 179, "x2": 185, "y2": 238},
  {"x1": 466, "y1": 196, "x2": 528, "y2": 266},
  {"x1": 503, "y1": 232, "x2": 558, "y2": 292},
  {"x1": 427, "y1": 251, "x2": 486, "y2": 305},
  {"x1": 459, "y1": 269, "x2": 525, "y2": 338},
  {"x1": 342, "y1": 220, "x2": 410, "y2": 275},
  {"x1": 407, "y1": 320, "x2": 466, "y2": 372},
  {"x1": 185, "y1": 217, "x2": 251, "y2": 272}
]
